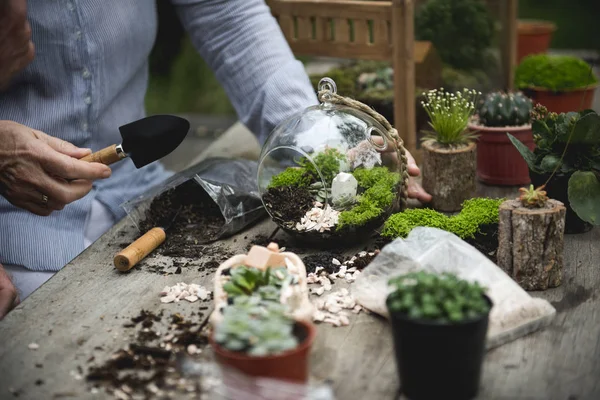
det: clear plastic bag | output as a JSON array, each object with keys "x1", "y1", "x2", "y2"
[
  {"x1": 121, "y1": 158, "x2": 266, "y2": 241},
  {"x1": 176, "y1": 353, "x2": 335, "y2": 400},
  {"x1": 352, "y1": 227, "x2": 556, "y2": 349}
]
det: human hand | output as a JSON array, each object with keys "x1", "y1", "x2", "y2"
[
  {"x1": 0, "y1": 121, "x2": 112, "y2": 216},
  {"x1": 372, "y1": 136, "x2": 432, "y2": 203},
  {"x1": 0, "y1": 263, "x2": 19, "y2": 320},
  {"x1": 0, "y1": 0, "x2": 35, "y2": 89}
]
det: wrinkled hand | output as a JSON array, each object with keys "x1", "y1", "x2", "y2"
[
  {"x1": 0, "y1": 263, "x2": 19, "y2": 320},
  {"x1": 373, "y1": 136, "x2": 432, "y2": 203},
  {"x1": 0, "y1": 0, "x2": 35, "y2": 89},
  {"x1": 0, "y1": 121, "x2": 112, "y2": 216}
]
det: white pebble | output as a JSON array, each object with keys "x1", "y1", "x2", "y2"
[
  {"x1": 28, "y1": 343, "x2": 39, "y2": 350},
  {"x1": 332, "y1": 258, "x2": 341, "y2": 266}
]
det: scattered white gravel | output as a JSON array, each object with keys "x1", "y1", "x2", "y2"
[
  {"x1": 295, "y1": 204, "x2": 340, "y2": 232},
  {"x1": 160, "y1": 283, "x2": 211, "y2": 304}
]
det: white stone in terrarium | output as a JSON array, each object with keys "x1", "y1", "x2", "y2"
[
  {"x1": 347, "y1": 140, "x2": 382, "y2": 170},
  {"x1": 331, "y1": 172, "x2": 358, "y2": 203}
]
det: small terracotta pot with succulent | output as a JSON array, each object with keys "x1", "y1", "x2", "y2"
[
  {"x1": 497, "y1": 185, "x2": 566, "y2": 290},
  {"x1": 469, "y1": 91, "x2": 534, "y2": 185},
  {"x1": 421, "y1": 88, "x2": 480, "y2": 211}
]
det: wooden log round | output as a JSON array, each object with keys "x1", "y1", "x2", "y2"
[
  {"x1": 497, "y1": 199, "x2": 566, "y2": 291},
  {"x1": 421, "y1": 141, "x2": 476, "y2": 212}
]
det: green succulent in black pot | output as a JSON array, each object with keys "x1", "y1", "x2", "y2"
[
  {"x1": 386, "y1": 271, "x2": 492, "y2": 400},
  {"x1": 508, "y1": 104, "x2": 600, "y2": 233}
]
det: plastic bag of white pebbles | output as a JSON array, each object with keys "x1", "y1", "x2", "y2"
[{"x1": 352, "y1": 227, "x2": 556, "y2": 349}]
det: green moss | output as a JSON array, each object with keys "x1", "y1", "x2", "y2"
[
  {"x1": 515, "y1": 54, "x2": 598, "y2": 91},
  {"x1": 381, "y1": 197, "x2": 505, "y2": 239},
  {"x1": 268, "y1": 167, "x2": 311, "y2": 189},
  {"x1": 381, "y1": 209, "x2": 449, "y2": 238},
  {"x1": 299, "y1": 148, "x2": 346, "y2": 185},
  {"x1": 337, "y1": 167, "x2": 400, "y2": 230}
]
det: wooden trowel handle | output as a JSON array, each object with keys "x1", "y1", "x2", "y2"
[
  {"x1": 114, "y1": 227, "x2": 166, "y2": 272},
  {"x1": 81, "y1": 144, "x2": 126, "y2": 165}
]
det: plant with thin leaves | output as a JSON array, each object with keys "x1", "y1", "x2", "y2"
[
  {"x1": 214, "y1": 295, "x2": 298, "y2": 356},
  {"x1": 518, "y1": 184, "x2": 548, "y2": 208},
  {"x1": 508, "y1": 104, "x2": 600, "y2": 225},
  {"x1": 387, "y1": 271, "x2": 490, "y2": 323},
  {"x1": 421, "y1": 88, "x2": 481, "y2": 146}
]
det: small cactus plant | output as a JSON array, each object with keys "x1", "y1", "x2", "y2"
[
  {"x1": 478, "y1": 91, "x2": 533, "y2": 127},
  {"x1": 518, "y1": 184, "x2": 548, "y2": 208}
]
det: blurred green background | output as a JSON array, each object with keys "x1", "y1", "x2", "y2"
[{"x1": 145, "y1": 0, "x2": 599, "y2": 116}]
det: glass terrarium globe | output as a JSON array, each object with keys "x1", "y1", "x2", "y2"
[{"x1": 257, "y1": 78, "x2": 403, "y2": 246}]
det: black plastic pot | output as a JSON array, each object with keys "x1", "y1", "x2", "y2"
[
  {"x1": 386, "y1": 295, "x2": 492, "y2": 400},
  {"x1": 529, "y1": 170, "x2": 592, "y2": 234}
]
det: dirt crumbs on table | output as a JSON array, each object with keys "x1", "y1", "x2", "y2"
[
  {"x1": 139, "y1": 180, "x2": 224, "y2": 258},
  {"x1": 86, "y1": 309, "x2": 212, "y2": 399}
]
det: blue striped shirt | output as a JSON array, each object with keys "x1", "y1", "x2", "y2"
[{"x1": 0, "y1": 0, "x2": 317, "y2": 271}]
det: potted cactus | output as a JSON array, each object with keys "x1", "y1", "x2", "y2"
[
  {"x1": 497, "y1": 185, "x2": 566, "y2": 290},
  {"x1": 421, "y1": 88, "x2": 480, "y2": 211},
  {"x1": 386, "y1": 271, "x2": 492, "y2": 400},
  {"x1": 515, "y1": 54, "x2": 598, "y2": 113},
  {"x1": 211, "y1": 295, "x2": 316, "y2": 383},
  {"x1": 468, "y1": 91, "x2": 534, "y2": 185},
  {"x1": 517, "y1": 20, "x2": 557, "y2": 63},
  {"x1": 508, "y1": 104, "x2": 600, "y2": 233}
]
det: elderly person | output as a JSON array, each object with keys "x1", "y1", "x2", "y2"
[{"x1": 0, "y1": 0, "x2": 431, "y2": 318}]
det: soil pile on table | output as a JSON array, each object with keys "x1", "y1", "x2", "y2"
[
  {"x1": 87, "y1": 309, "x2": 211, "y2": 398},
  {"x1": 139, "y1": 180, "x2": 224, "y2": 258},
  {"x1": 465, "y1": 223, "x2": 499, "y2": 263}
]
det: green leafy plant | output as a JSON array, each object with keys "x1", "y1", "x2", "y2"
[
  {"x1": 421, "y1": 88, "x2": 480, "y2": 146},
  {"x1": 268, "y1": 167, "x2": 311, "y2": 189},
  {"x1": 508, "y1": 104, "x2": 600, "y2": 225},
  {"x1": 381, "y1": 197, "x2": 504, "y2": 239},
  {"x1": 477, "y1": 91, "x2": 533, "y2": 127},
  {"x1": 298, "y1": 147, "x2": 347, "y2": 185},
  {"x1": 222, "y1": 266, "x2": 293, "y2": 298},
  {"x1": 387, "y1": 271, "x2": 490, "y2": 322},
  {"x1": 214, "y1": 296, "x2": 298, "y2": 356},
  {"x1": 514, "y1": 54, "x2": 598, "y2": 91},
  {"x1": 337, "y1": 167, "x2": 400, "y2": 230},
  {"x1": 415, "y1": 0, "x2": 493, "y2": 70}
]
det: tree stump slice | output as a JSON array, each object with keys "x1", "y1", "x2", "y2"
[
  {"x1": 421, "y1": 141, "x2": 476, "y2": 212},
  {"x1": 497, "y1": 199, "x2": 566, "y2": 291}
]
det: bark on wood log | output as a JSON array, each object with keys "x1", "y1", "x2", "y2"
[
  {"x1": 421, "y1": 141, "x2": 476, "y2": 212},
  {"x1": 497, "y1": 199, "x2": 566, "y2": 291}
]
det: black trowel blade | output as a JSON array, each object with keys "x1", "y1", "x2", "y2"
[{"x1": 120, "y1": 115, "x2": 190, "y2": 168}]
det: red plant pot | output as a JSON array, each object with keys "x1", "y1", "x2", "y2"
[
  {"x1": 523, "y1": 86, "x2": 597, "y2": 114},
  {"x1": 210, "y1": 320, "x2": 316, "y2": 383},
  {"x1": 468, "y1": 122, "x2": 534, "y2": 186},
  {"x1": 517, "y1": 20, "x2": 556, "y2": 63}
]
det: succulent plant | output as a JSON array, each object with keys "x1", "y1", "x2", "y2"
[
  {"x1": 508, "y1": 105, "x2": 600, "y2": 225},
  {"x1": 222, "y1": 265, "x2": 295, "y2": 298},
  {"x1": 477, "y1": 91, "x2": 532, "y2": 127},
  {"x1": 214, "y1": 296, "x2": 298, "y2": 356},
  {"x1": 518, "y1": 184, "x2": 548, "y2": 208},
  {"x1": 309, "y1": 181, "x2": 331, "y2": 203},
  {"x1": 333, "y1": 193, "x2": 357, "y2": 211},
  {"x1": 387, "y1": 271, "x2": 490, "y2": 323}
]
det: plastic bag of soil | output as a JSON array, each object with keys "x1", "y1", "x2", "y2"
[
  {"x1": 121, "y1": 158, "x2": 266, "y2": 246},
  {"x1": 352, "y1": 227, "x2": 556, "y2": 349}
]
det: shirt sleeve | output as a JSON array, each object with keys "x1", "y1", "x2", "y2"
[{"x1": 170, "y1": 0, "x2": 319, "y2": 144}]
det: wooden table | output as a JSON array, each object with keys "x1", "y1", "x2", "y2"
[{"x1": 1, "y1": 184, "x2": 599, "y2": 400}]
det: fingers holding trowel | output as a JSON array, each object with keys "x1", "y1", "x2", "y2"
[{"x1": 80, "y1": 115, "x2": 190, "y2": 167}]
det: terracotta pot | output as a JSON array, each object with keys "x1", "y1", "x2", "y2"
[
  {"x1": 468, "y1": 122, "x2": 534, "y2": 185},
  {"x1": 422, "y1": 141, "x2": 476, "y2": 212},
  {"x1": 210, "y1": 320, "x2": 316, "y2": 383},
  {"x1": 522, "y1": 86, "x2": 597, "y2": 114},
  {"x1": 517, "y1": 20, "x2": 556, "y2": 63}
]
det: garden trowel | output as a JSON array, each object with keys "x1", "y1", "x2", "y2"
[{"x1": 80, "y1": 115, "x2": 190, "y2": 167}]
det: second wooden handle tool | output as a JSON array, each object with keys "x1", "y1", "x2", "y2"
[{"x1": 114, "y1": 227, "x2": 166, "y2": 272}]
